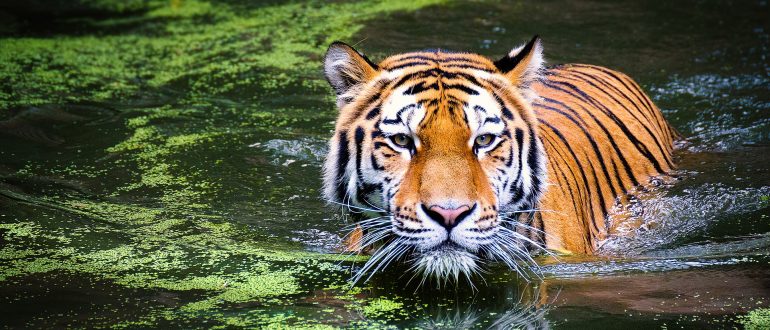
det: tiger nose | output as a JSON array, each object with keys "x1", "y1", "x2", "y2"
[{"x1": 421, "y1": 204, "x2": 475, "y2": 230}]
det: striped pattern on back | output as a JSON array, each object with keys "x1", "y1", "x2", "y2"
[{"x1": 534, "y1": 64, "x2": 676, "y2": 252}]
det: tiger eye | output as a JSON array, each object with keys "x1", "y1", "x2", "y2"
[
  {"x1": 474, "y1": 134, "x2": 495, "y2": 147},
  {"x1": 392, "y1": 134, "x2": 412, "y2": 148}
]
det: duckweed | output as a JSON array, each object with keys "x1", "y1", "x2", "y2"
[
  {"x1": 362, "y1": 298, "x2": 405, "y2": 318},
  {"x1": 0, "y1": 0, "x2": 446, "y2": 110},
  {"x1": 739, "y1": 308, "x2": 770, "y2": 330},
  {"x1": 0, "y1": 0, "x2": 442, "y2": 327}
]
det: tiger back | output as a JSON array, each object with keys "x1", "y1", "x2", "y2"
[{"x1": 532, "y1": 64, "x2": 676, "y2": 253}]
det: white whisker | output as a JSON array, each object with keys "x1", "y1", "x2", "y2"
[{"x1": 327, "y1": 199, "x2": 386, "y2": 214}]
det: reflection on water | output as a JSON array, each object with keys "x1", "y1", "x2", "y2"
[
  {"x1": 0, "y1": 0, "x2": 769, "y2": 328},
  {"x1": 546, "y1": 264, "x2": 770, "y2": 328},
  {"x1": 355, "y1": 272, "x2": 555, "y2": 329}
]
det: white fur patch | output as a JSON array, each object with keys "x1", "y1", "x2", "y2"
[
  {"x1": 414, "y1": 246, "x2": 479, "y2": 282},
  {"x1": 379, "y1": 87, "x2": 426, "y2": 153}
]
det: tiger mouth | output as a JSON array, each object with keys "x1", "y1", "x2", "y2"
[
  {"x1": 424, "y1": 241, "x2": 464, "y2": 253},
  {"x1": 413, "y1": 242, "x2": 480, "y2": 281}
]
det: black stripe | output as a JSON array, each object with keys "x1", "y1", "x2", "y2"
[
  {"x1": 374, "y1": 141, "x2": 396, "y2": 152},
  {"x1": 571, "y1": 65, "x2": 661, "y2": 127},
  {"x1": 354, "y1": 126, "x2": 380, "y2": 207},
  {"x1": 382, "y1": 104, "x2": 417, "y2": 125},
  {"x1": 569, "y1": 67, "x2": 669, "y2": 147},
  {"x1": 450, "y1": 71, "x2": 488, "y2": 88},
  {"x1": 389, "y1": 71, "x2": 432, "y2": 92},
  {"x1": 381, "y1": 119, "x2": 401, "y2": 125},
  {"x1": 567, "y1": 68, "x2": 656, "y2": 125},
  {"x1": 403, "y1": 82, "x2": 435, "y2": 95},
  {"x1": 512, "y1": 128, "x2": 524, "y2": 178},
  {"x1": 387, "y1": 61, "x2": 432, "y2": 70},
  {"x1": 389, "y1": 68, "x2": 489, "y2": 93},
  {"x1": 526, "y1": 129, "x2": 543, "y2": 199},
  {"x1": 539, "y1": 96, "x2": 637, "y2": 187},
  {"x1": 510, "y1": 182, "x2": 524, "y2": 203},
  {"x1": 365, "y1": 106, "x2": 381, "y2": 120},
  {"x1": 540, "y1": 133, "x2": 594, "y2": 244},
  {"x1": 492, "y1": 93, "x2": 515, "y2": 120},
  {"x1": 354, "y1": 126, "x2": 365, "y2": 177},
  {"x1": 509, "y1": 128, "x2": 526, "y2": 203},
  {"x1": 387, "y1": 55, "x2": 439, "y2": 63},
  {"x1": 335, "y1": 130, "x2": 350, "y2": 202},
  {"x1": 444, "y1": 84, "x2": 479, "y2": 95},
  {"x1": 387, "y1": 54, "x2": 486, "y2": 65},
  {"x1": 540, "y1": 120, "x2": 604, "y2": 234},
  {"x1": 370, "y1": 153, "x2": 384, "y2": 171},
  {"x1": 442, "y1": 63, "x2": 494, "y2": 71},
  {"x1": 534, "y1": 100, "x2": 621, "y2": 197}
]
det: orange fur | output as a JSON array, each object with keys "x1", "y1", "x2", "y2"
[{"x1": 324, "y1": 41, "x2": 675, "y2": 256}]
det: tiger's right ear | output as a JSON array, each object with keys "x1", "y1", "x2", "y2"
[{"x1": 323, "y1": 42, "x2": 379, "y2": 107}]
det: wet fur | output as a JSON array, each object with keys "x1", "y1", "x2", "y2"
[{"x1": 323, "y1": 37, "x2": 676, "y2": 283}]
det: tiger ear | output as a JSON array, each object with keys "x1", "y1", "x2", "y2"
[
  {"x1": 323, "y1": 41, "x2": 379, "y2": 107},
  {"x1": 494, "y1": 35, "x2": 545, "y2": 102}
]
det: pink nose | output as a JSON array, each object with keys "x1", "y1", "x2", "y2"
[{"x1": 428, "y1": 204, "x2": 471, "y2": 228}]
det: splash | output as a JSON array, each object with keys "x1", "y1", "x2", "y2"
[
  {"x1": 652, "y1": 74, "x2": 770, "y2": 152},
  {"x1": 599, "y1": 183, "x2": 770, "y2": 257}
]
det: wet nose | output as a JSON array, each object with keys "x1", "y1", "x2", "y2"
[{"x1": 421, "y1": 203, "x2": 475, "y2": 230}]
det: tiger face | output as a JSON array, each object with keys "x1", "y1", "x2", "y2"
[{"x1": 323, "y1": 37, "x2": 548, "y2": 283}]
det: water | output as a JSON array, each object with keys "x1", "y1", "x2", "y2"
[{"x1": 0, "y1": 0, "x2": 768, "y2": 328}]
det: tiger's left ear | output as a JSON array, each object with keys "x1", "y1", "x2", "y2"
[
  {"x1": 494, "y1": 35, "x2": 545, "y2": 102},
  {"x1": 324, "y1": 41, "x2": 380, "y2": 108}
]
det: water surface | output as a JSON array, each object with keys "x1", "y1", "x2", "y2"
[{"x1": 0, "y1": 0, "x2": 768, "y2": 328}]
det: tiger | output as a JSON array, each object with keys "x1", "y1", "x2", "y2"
[{"x1": 321, "y1": 36, "x2": 676, "y2": 283}]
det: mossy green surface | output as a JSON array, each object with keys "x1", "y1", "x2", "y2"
[
  {"x1": 739, "y1": 308, "x2": 770, "y2": 330},
  {"x1": 0, "y1": 0, "x2": 444, "y2": 111},
  {"x1": 362, "y1": 298, "x2": 405, "y2": 318},
  {"x1": 0, "y1": 0, "x2": 444, "y2": 327}
]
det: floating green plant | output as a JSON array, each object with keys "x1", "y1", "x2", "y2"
[
  {"x1": 0, "y1": 0, "x2": 444, "y2": 327},
  {"x1": 739, "y1": 308, "x2": 770, "y2": 330}
]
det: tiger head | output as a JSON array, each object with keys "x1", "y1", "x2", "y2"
[{"x1": 322, "y1": 36, "x2": 548, "y2": 283}]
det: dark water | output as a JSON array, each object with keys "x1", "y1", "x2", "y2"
[{"x1": 0, "y1": 0, "x2": 768, "y2": 328}]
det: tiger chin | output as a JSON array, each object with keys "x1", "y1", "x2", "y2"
[{"x1": 321, "y1": 36, "x2": 677, "y2": 284}]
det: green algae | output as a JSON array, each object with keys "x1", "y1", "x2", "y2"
[
  {"x1": 361, "y1": 298, "x2": 405, "y2": 318},
  {"x1": 0, "y1": 0, "x2": 445, "y2": 110},
  {"x1": 0, "y1": 194, "x2": 366, "y2": 326},
  {"x1": 0, "y1": 1, "x2": 446, "y2": 326},
  {"x1": 739, "y1": 308, "x2": 770, "y2": 330}
]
